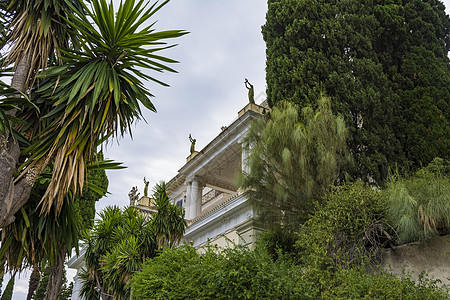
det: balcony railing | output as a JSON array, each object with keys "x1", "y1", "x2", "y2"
[{"x1": 202, "y1": 189, "x2": 222, "y2": 204}]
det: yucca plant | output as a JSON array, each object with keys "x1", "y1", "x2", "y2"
[
  {"x1": 2, "y1": 0, "x2": 81, "y2": 90},
  {"x1": 0, "y1": 157, "x2": 121, "y2": 297},
  {"x1": 82, "y1": 206, "x2": 156, "y2": 299},
  {"x1": 0, "y1": 0, "x2": 84, "y2": 228},
  {"x1": 151, "y1": 181, "x2": 187, "y2": 249},
  {"x1": 10, "y1": 0, "x2": 186, "y2": 216}
]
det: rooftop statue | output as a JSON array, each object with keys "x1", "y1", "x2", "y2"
[
  {"x1": 143, "y1": 177, "x2": 149, "y2": 197},
  {"x1": 189, "y1": 134, "x2": 196, "y2": 154},
  {"x1": 245, "y1": 78, "x2": 255, "y2": 104},
  {"x1": 128, "y1": 186, "x2": 140, "y2": 206}
]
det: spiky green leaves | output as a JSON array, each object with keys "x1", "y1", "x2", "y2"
[
  {"x1": 2, "y1": 0, "x2": 80, "y2": 90},
  {"x1": 151, "y1": 181, "x2": 187, "y2": 249},
  {"x1": 16, "y1": 0, "x2": 186, "y2": 213}
]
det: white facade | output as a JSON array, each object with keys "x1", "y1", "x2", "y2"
[{"x1": 166, "y1": 102, "x2": 267, "y2": 249}]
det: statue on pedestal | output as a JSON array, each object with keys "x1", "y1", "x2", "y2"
[
  {"x1": 143, "y1": 177, "x2": 149, "y2": 197},
  {"x1": 189, "y1": 134, "x2": 196, "y2": 154},
  {"x1": 245, "y1": 78, "x2": 255, "y2": 104},
  {"x1": 128, "y1": 186, "x2": 140, "y2": 206}
]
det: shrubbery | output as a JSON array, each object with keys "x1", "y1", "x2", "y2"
[
  {"x1": 322, "y1": 268, "x2": 448, "y2": 300},
  {"x1": 132, "y1": 245, "x2": 305, "y2": 299},
  {"x1": 131, "y1": 244, "x2": 449, "y2": 299},
  {"x1": 297, "y1": 182, "x2": 387, "y2": 269},
  {"x1": 131, "y1": 162, "x2": 450, "y2": 299}
]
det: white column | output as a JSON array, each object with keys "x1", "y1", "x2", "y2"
[
  {"x1": 185, "y1": 181, "x2": 192, "y2": 219},
  {"x1": 240, "y1": 138, "x2": 251, "y2": 175},
  {"x1": 190, "y1": 179, "x2": 201, "y2": 219}
]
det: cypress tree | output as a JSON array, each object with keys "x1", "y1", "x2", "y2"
[{"x1": 263, "y1": 0, "x2": 450, "y2": 181}]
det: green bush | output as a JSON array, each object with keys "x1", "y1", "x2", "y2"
[
  {"x1": 131, "y1": 244, "x2": 448, "y2": 299},
  {"x1": 322, "y1": 268, "x2": 449, "y2": 300},
  {"x1": 132, "y1": 244, "x2": 307, "y2": 299},
  {"x1": 296, "y1": 182, "x2": 386, "y2": 269},
  {"x1": 384, "y1": 158, "x2": 450, "y2": 244}
]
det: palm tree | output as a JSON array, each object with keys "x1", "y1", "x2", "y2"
[
  {"x1": 0, "y1": 0, "x2": 186, "y2": 227},
  {"x1": 0, "y1": 158, "x2": 118, "y2": 299},
  {"x1": 0, "y1": 0, "x2": 81, "y2": 228},
  {"x1": 151, "y1": 181, "x2": 187, "y2": 249},
  {"x1": 81, "y1": 184, "x2": 187, "y2": 299},
  {"x1": 82, "y1": 206, "x2": 157, "y2": 300}
]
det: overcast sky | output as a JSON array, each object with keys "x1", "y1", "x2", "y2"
[
  {"x1": 10, "y1": 0, "x2": 450, "y2": 298},
  {"x1": 97, "y1": 0, "x2": 268, "y2": 212}
]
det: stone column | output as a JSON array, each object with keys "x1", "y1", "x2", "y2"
[
  {"x1": 191, "y1": 180, "x2": 201, "y2": 219},
  {"x1": 185, "y1": 181, "x2": 192, "y2": 219},
  {"x1": 241, "y1": 142, "x2": 250, "y2": 175},
  {"x1": 190, "y1": 179, "x2": 202, "y2": 219}
]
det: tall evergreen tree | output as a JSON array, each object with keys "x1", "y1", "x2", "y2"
[{"x1": 263, "y1": 0, "x2": 450, "y2": 181}]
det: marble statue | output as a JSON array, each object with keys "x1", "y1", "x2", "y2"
[{"x1": 128, "y1": 186, "x2": 140, "y2": 206}]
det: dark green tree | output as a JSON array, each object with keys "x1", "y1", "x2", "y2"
[
  {"x1": 263, "y1": 0, "x2": 450, "y2": 181},
  {"x1": 32, "y1": 269, "x2": 49, "y2": 300},
  {"x1": 26, "y1": 268, "x2": 40, "y2": 300}
]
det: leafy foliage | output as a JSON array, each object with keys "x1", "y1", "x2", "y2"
[
  {"x1": 1, "y1": 0, "x2": 82, "y2": 89},
  {"x1": 320, "y1": 267, "x2": 448, "y2": 300},
  {"x1": 296, "y1": 182, "x2": 387, "y2": 269},
  {"x1": 132, "y1": 244, "x2": 449, "y2": 299},
  {"x1": 81, "y1": 180, "x2": 187, "y2": 299},
  {"x1": 32, "y1": 267, "x2": 72, "y2": 300},
  {"x1": 0, "y1": 274, "x2": 14, "y2": 300},
  {"x1": 73, "y1": 152, "x2": 109, "y2": 232},
  {"x1": 263, "y1": 0, "x2": 450, "y2": 181},
  {"x1": 132, "y1": 245, "x2": 304, "y2": 299},
  {"x1": 239, "y1": 96, "x2": 350, "y2": 229},
  {"x1": 0, "y1": 181, "x2": 79, "y2": 272},
  {"x1": 151, "y1": 181, "x2": 187, "y2": 249},
  {"x1": 383, "y1": 158, "x2": 450, "y2": 244}
]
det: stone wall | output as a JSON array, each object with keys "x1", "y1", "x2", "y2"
[{"x1": 380, "y1": 235, "x2": 450, "y2": 286}]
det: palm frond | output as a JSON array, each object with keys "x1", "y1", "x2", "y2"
[{"x1": 16, "y1": 0, "x2": 186, "y2": 214}]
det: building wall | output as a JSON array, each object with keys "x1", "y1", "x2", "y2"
[{"x1": 380, "y1": 235, "x2": 450, "y2": 286}]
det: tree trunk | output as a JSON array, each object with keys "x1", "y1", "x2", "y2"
[
  {"x1": 26, "y1": 268, "x2": 41, "y2": 300},
  {"x1": 44, "y1": 245, "x2": 66, "y2": 300},
  {"x1": 0, "y1": 55, "x2": 36, "y2": 228}
]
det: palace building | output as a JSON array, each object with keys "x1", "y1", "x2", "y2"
[{"x1": 167, "y1": 101, "x2": 268, "y2": 249}]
